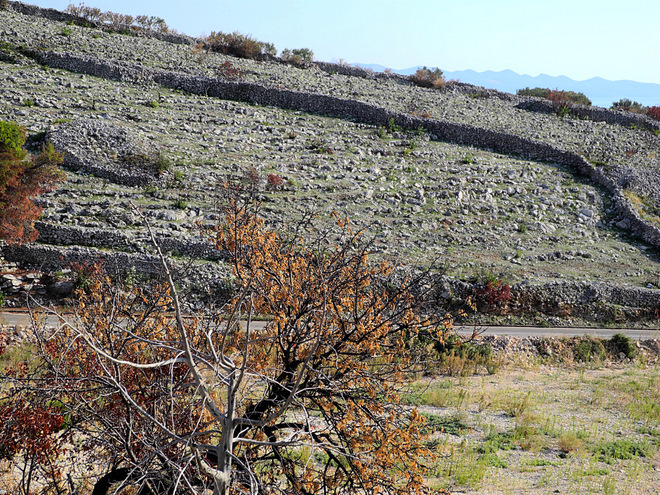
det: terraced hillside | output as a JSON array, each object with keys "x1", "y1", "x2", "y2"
[{"x1": 1, "y1": 1, "x2": 660, "y2": 325}]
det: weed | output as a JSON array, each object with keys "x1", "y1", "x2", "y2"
[
  {"x1": 60, "y1": 26, "x2": 73, "y2": 36},
  {"x1": 475, "y1": 275, "x2": 511, "y2": 312},
  {"x1": 435, "y1": 443, "x2": 486, "y2": 489},
  {"x1": 143, "y1": 184, "x2": 158, "y2": 196},
  {"x1": 266, "y1": 173, "x2": 284, "y2": 191},
  {"x1": 528, "y1": 458, "x2": 559, "y2": 467},
  {"x1": 461, "y1": 154, "x2": 475, "y2": 164},
  {"x1": 593, "y1": 440, "x2": 651, "y2": 463},
  {"x1": 479, "y1": 453, "x2": 507, "y2": 468},
  {"x1": 558, "y1": 431, "x2": 583, "y2": 453},
  {"x1": 504, "y1": 392, "x2": 531, "y2": 418},
  {"x1": 145, "y1": 100, "x2": 159, "y2": 108},
  {"x1": 153, "y1": 153, "x2": 171, "y2": 173},
  {"x1": 421, "y1": 413, "x2": 470, "y2": 436},
  {"x1": 23, "y1": 98, "x2": 35, "y2": 107},
  {"x1": 0, "y1": 121, "x2": 27, "y2": 152},
  {"x1": 611, "y1": 98, "x2": 647, "y2": 113},
  {"x1": 517, "y1": 87, "x2": 591, "y2": 106},
  {"x1": 478, "y1": 430, "x2": 516, "y2": 454},
  {"x1": 601, "y1": 476, "x2": 617, "y2": 495},
  {"x1": 403, "y1": 140, "x2": 417, "y2": 156}
]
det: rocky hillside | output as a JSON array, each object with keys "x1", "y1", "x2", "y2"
[{"x1": 1, "y1": 1, "x2": 660, "y2": 326}]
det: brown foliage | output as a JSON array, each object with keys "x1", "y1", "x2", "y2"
[
  {"x1": 0, "y1": 122, "x2": 64, "y2": 244},
  {"x1": 5, "y1": 190, "x2": 451, "y2": 493}
]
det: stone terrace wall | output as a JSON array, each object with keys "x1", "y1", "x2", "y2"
[
  {"x1": 516, "y1": 99, "x2": 660, "y2": 132},
  {"x1": 436, "y1": 276, "x2": 660, "y2": 313},
  {"x1": 33, "y1": 222, "x2": 223, "y2": 260},
  {"x1": 28, "y1": 49, "x2": 660, "y2": 249}
]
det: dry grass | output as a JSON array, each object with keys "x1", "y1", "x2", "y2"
[{"x1": 414, "y1": 357, "x2": 660, "y2": 494}]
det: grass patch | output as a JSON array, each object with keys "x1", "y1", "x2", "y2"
[
  {"x1": 421, "y1": 413, "x2": 470, "y2": 436},
  {"x1": 593, "y1": 440, "x2": 651, "y2": 463}
]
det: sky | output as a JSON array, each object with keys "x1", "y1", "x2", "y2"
[{"x1": 26, "y1": 0, "x2": 660, "y2": 84}]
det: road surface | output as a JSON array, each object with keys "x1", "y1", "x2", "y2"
[{"x1": 2, "y1": 311, "x2": 659, "y2": 340}]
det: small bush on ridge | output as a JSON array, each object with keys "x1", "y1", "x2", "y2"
[
  {"x1": 281, "y1": 48, "x2": 314, "y2": 65},
  {"x1": 66, "y1": 3, "x2": 169, "y2": 33},
  {"x1": 611, "y1": 98, "x2": 647, "y2": 114},
  {"x1": 647, "y1": 106, "x2": 660, "y2": 121},
  {"x1": 517, "y1": 87, "x2": 591, "y2": 107},
  {"x1": 203, "y1": 31, "x2": 276, "y2": 60},
  {"x1": 410, "y1": 67, "x2": 445, "y2": 89}
]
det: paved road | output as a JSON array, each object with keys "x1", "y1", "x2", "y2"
[{"x1": 2, "y1": 311, "x2": 659, "y2": 340}]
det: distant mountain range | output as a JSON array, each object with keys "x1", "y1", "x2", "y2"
[{"x1": 356, "y1": 65, "x2": 660, "y2": 109}]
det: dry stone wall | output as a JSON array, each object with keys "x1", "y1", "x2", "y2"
[
  {"x1": 3, "y1": 2, "x2": 660, "y2": 320},
  {"x1": 33, "y1": 222, "x2": 222, "y2": 260},
  {"x1": 28, "y1": 49, "x2": 660, "y2": 249}
]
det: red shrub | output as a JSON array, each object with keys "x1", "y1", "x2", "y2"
[
  {"x1": 647, "y1": 106, "x2": 660, "y2": 121},
  {"x1": 476, "y1": 278, "x2": 511, "y2": 309},
  {"x1": 217, "y1": 61, "x2": 241, "y2": 79},
  {"x1": 267, "y1": 173, "x2": 284, "y2": 190}
]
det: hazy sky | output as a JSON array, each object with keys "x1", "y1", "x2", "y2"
[{"x1": 27, "y1": 0, "x2": 660, "y2": 84}]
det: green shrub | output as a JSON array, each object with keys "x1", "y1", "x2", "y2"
[
  {"x1": 517, "y1": 87, "x2": 552, "y2": 98},
  {"x1": 0, "y1": 121, "x2": 27, "y2": 154},
  {"x1": 281, "y1": 48, "x2": 314, "y2": 65},
  {"x1": 574, "y1": 336, "x2": 606, "y2": 363},
  {"x1": 609, "y1": 333, "x2": 637, "y2": 359},
  {"x1": 410, "y1": 66, "x2": 445, "y2": 89},
  {"x1": 153, "y1": 153, "x2": 171, "y2": 173},
  {"x1": 611, "y1": 98, "x2": 647, "y2": 114},
  {"x1": 60, "y1": 26, "x2": 73, "y2": 36},
  {"x1": 517, "y1": 87, "x2": 591, "y2": 106},
  {"x1": 173, "y1": 198, "x2": 188, "y2": 210},
  {"x1": 120, "y1": 151, "x2": 171, "y2": 174},
  {"x1": 432, "y1": 333, "x2": 492, "y2": 362}
]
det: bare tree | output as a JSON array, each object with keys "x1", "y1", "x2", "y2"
[{"x1": 4, "y1": 193, "x2": 451, "y2": 494}]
